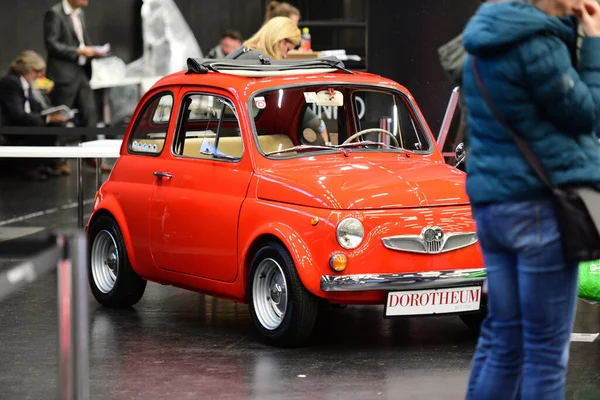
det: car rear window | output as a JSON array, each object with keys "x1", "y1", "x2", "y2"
[{"x1": 128, "y1": 92, "x2": 174, "y2": 155}]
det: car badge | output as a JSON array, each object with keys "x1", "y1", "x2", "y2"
[
  {"x1": 421, "y1": 227, "x2": 444, "y2": 253},
  {"x1": 422, "y1": 227, "x2": 444, "y2": 242}
]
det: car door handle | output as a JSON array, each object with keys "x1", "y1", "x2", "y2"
[{"x1": 153, "y1": 171, "x2": 172, "y2": 179}]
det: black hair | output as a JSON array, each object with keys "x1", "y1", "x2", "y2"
[{"x1": 221, "y1": 29, "x2": 243, "y2": 42}]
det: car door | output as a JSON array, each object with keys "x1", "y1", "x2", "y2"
[
  {"x1": 148, "y1": 88, "x2": 254, "y2": 283},
  {"x1": 111, "y1": 89, "x2": 179, "y2": 264}
]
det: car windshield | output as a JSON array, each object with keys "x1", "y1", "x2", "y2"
[{"x1": 249, "y1": 84, "x2": 432, "y2": 157}]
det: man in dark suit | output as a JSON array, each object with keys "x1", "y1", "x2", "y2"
[{"x1": 43, "y1": 0, "x2": 99, "y2": 129}]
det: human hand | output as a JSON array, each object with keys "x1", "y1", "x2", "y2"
[
  {"x1": 48, "y1": 113, "x2": 71, "y2": 124},
  {"x1": 77, "y1": 46, "x2": 96, "y2": 58},
  {"x1": 574, "y1": 0, "x2": 600, "y2": 37},
  {"x1": 92, "y1": 43, "x2": 111, "y2": 57}
]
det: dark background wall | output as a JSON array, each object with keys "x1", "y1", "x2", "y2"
[
  {"x1": 0, "y1": 0, "x2": 142, "y2": 73},
  {"x1": 0, "y1": 0, "x2": 266, "y2": 74},
  {"x1": 0, "y1": 0, "x2": 480, "y2": 132},
  {"x1": 367, "y1": 0, "x2": 482, "y2": 134},
  {"x1": 171, "y1": 0, "x2": 265, "y2": 52}
]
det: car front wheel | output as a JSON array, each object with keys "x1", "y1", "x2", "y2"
[
  {"x1": 88, "y1": 216, "x2": 146, "y2": 308},
  {"x1": 248, "y1": 242, "x2": 319, "y2": 347}
]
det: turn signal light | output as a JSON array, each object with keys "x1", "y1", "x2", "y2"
[{"x1": 329, "y1": 253, "x2": 348, "y2": 272}]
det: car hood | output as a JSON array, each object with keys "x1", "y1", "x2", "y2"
[{"x1": 255, "y1": 155, "x2": 469, "y2": 210}]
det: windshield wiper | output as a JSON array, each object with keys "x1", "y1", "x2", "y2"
[
  {"x1": 265, "y1": 145, "x2": 349, "y2": 157},
  {"x1": 335, "y1": 141, "x2": 414, "y2": 156}
]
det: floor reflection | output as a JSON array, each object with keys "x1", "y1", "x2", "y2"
[{"x1": 0, "y1": 273, "x2": 598, "y2": 399}]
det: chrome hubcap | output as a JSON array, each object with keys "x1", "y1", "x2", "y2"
[
  {"x1": 252, "y1": 258, "x2": 288, "y2": 330},
  {"x1": 91, "y1": 230, "x2": 119, "y2": 294}
]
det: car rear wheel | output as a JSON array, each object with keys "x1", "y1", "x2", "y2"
[
  {"x1": 248, "y1": 242, "x2": 319, "y2": 347},
  {"x1": 88, "y1": 216, "x2": 146, "y2": 308}
]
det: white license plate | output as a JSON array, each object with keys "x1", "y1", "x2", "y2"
[{"x1": 385, "y1": 286, "x2": 482, "y2": 317}]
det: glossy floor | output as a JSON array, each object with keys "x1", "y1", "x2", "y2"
[{"x1": 0, "y1": 163, "x2": 599, "y2": 400}]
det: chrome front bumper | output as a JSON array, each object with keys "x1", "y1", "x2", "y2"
[{"x1": 320, "y1": 268, "x2": 486, "y2": 292}]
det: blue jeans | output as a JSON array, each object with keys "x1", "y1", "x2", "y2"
[{"x1": 466, "y1": 200, "x2": 579, "y2": 400}]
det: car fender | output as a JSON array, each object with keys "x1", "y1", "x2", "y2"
[{"x1": 239, "y1": 220, "x2": 323, "y2": 298}]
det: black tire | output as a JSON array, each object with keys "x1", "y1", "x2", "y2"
[
  {"x1": 459, "y1": 300, "x2": 488, "y2": 333},
  {"x1": 248, "y1": 242, "x2": 319, "y2": 347},
  {"x1": 87, "y1": 216, "x2": 146, "y2": 308}
]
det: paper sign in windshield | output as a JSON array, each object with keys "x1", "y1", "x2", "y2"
[
  {"x1": 303, "y1": 92, "x2": 318, "y2": 103},
  {"x1": 254, "y1": 96, "x2": 266, "y2": 109}
]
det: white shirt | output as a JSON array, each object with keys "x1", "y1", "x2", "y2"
[
  {"x1": 63, "y1": 0, "x2": 86, "y2": 66},
  {"x1": 19, "y1": 76, "x2": 32, "y2": 114},
  {"x1": 20, "y1": 76, "x2": 50, "y2": 123}
]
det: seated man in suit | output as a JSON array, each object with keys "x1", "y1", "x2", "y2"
[{"x1": 0, "y1": 51, "x2": 70, "y2": 180}]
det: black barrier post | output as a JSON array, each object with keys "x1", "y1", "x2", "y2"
[
  {"x1": 57, "y1": 232, "x2": 89, "y2": 400},
  {"x1": 77, "y1": 146, "x2": 84, "y2": 229}
]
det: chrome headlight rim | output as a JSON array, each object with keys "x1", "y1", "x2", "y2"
[{"x1": 336, "y1": 217, "x2": 365, "y2": 250}]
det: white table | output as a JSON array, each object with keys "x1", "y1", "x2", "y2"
[
  {"x1": 90, "y1": 77, "x2": 144, "y2": 90},
  {"x1": 90, "y1": 75, "x2": 162, "y2": 91},
  {"x1": 0, "y1": 140, "x2": 122, "y2": 228},
  {"x1": 90, "y1": 76, "x2": 162, "y2": 125}
]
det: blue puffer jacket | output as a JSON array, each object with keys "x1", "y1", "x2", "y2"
[{"x1": 462, "y1": 1, "x2": 600, "y2": 205}]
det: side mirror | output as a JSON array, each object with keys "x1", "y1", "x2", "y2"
[{"x1": 455, "y1": 142, "x2": 466, "y2": 168}]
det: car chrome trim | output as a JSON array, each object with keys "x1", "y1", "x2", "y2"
[
  {"x1": 382, "y1": 229, "x2": 478, "y2": 254},
  {"x1": 320, "y1": 268, "x2": 486, "y2": 292}
]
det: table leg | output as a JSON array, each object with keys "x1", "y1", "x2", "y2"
[
  {"x1": 103, "y1": 88, "x2": 111, "y2": 126},
  {"x1": 77, "y1": 158, "x2": 83, "y2": 229},
  {"x1": 95, "y1": 157, "x2": 102, "y2": 190}
]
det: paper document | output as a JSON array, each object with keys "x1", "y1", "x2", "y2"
[
  {"x1": 41, "y1": 105, "x2": 79, "y2": 120},
  {"x1": 319, "y1": 50, "x2": 361, "y2": 62},
  {"x1": 93, "y1": 43, "x2": 111, "y2": 56}
]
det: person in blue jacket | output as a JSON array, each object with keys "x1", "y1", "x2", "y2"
[{"x1": 461, "y1": 0, "x2": 600, "y2": 399}]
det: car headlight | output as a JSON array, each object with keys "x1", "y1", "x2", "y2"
[{"x1": 336, "y1": 218, "x2": 364, "y2": 249}]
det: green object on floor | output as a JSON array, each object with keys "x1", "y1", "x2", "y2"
[{"x1": 578, "y1": 260, "x2": 600, "y2": 303}]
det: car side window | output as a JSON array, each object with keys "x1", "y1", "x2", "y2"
[
  {"x1": 173, "y1": 93, "x2": 243, "y2": 161},
  {"x1": 128, "y1": 92, "x2": 173, "y2": 155}
]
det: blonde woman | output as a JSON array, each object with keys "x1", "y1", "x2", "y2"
[
  {"x1": 226, "y1": 17, "x2": 329, "y2": 145},
  {"x1": 229, "y1": 17, "x2": 301, "y2": 60}
]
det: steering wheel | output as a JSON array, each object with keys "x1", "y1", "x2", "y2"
[{"x1": 342, "y1": 128, "x2": 400, "y2": 147}]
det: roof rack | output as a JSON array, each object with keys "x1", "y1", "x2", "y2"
[{"x1": 185, "y1": 56, "x2": 353, "y2": 77}]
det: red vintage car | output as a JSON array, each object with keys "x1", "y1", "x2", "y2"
[{"x1": 86, "y1": 57, "x2": 486, "y2": 347}]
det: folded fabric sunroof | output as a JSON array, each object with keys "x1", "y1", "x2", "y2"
[{"x1": 185, "y1": 56, "x2": 353, "y2": 76}]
